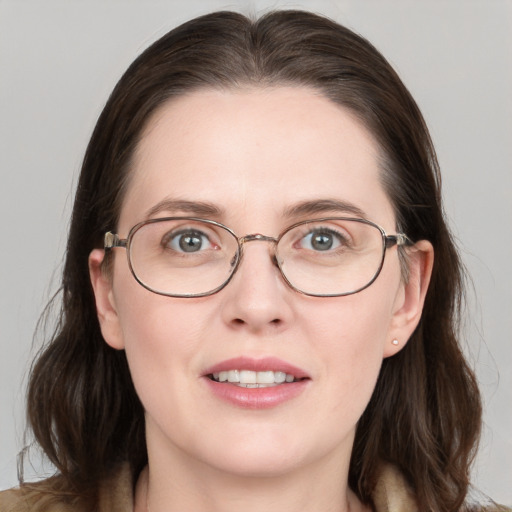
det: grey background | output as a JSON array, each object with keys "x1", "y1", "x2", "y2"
[{"x1": 1, "y1": 0, "x2": 511, "y2": 505}]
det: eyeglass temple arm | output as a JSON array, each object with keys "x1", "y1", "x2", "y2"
[
  {"x1": 104, "y1": 232, "x2": 127, "y2": 249},
  {"x1": 385, "y1": 233, "x2": 413, "y2": 249}
]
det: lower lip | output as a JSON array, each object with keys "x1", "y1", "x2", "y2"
[{"x1": 203, "y1": 378, "x2": 309, "y2": 409}]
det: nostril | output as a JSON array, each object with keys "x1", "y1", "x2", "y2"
[{"x1": 230, "y1": 317, "x2": 281, "y2": 327}]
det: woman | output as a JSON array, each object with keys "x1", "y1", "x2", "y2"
[{"x1": 0, "y1": 10, "x2": 506, "y2": 512}]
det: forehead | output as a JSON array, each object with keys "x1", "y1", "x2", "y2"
[{"x1": 121, "y1": 87, "x2": 394, "y2": 231}]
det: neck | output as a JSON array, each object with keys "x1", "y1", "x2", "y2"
[{"x1": 138, "y1": 432, "x2": 367, "y2": 512}]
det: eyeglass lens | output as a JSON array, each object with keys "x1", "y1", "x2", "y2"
[{"x1": 126, "y1": 218, "x2": 386, "y2": 297}]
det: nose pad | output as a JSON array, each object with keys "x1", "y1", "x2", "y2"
[
  {"x1": 229, "y1": 253, "x2": 238, "y2": 270},
  {"x1": 271, "y1": 253, "x2": 278, "y2": 266}
]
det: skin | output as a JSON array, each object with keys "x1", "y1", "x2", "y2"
[{"x1": 89, "y1": 87, "x2": 433, "y2": 512}]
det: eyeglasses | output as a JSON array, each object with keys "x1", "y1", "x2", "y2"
[{"x1": 104, "y1": 217, "x2": 412, "y2": 298}]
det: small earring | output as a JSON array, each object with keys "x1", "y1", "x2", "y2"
[{"x1": 391, "y1": 339, "x2": 399, "y2": 346}]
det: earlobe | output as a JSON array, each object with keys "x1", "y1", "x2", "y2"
[
  {"x1": 384, "y1": 240, "x2": 434, "y2": 358},
  {"x1": 88, "y1": 249, "x2": 125, "y2": 350}
]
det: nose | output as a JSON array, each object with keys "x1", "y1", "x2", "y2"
[{"x1": 220, "y1": 239, "x2": 294, "y2": 334}]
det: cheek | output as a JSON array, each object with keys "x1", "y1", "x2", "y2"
[
  {"x1": 117, "y1": 295, "x2": 202, "y2": 367},
  {"x1": 300, "y1": 283, "x2": 397, "y2": 412},
  {"x1": 114, "y1": 294, "x2": 216, "y2": 452},
  {"x1": 304, "y1": 287, "x2": 394, "y2": 358},
  {"x1": 110, "y1": 261, "x2": 206, "y2": 403}
]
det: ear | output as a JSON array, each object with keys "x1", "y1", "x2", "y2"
[
  {"x1": 383, "y1": 240, "x2": 434, "y2": 358},
  {"x1": 89, "y1": 249, "x2": 125, "y2": 350}
]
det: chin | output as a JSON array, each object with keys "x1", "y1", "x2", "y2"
[
  {"x1": 207, "y1": 452, "x2": 306, "y2": 479},
  {"x1": 191, "y1": 429, "x2": 336, "y2": 479}
]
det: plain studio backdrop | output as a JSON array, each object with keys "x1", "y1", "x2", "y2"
[{"x1": 1, "y1": 0, "x2": 511, "y2": 505}]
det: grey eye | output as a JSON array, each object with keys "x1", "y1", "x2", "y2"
[
  {"x1": 166, "y1": 230, "x2": 211, "y2": 253},
  {"x1": 300, "y1": 229, "x2": 342, "y2": 251}
]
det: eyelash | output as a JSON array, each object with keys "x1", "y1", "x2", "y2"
[
  {"x1": 162, "y1": 228, "x2": 215, "y2": 251},
  {"x1": 298, "y1": 226, "x2": 350, "y2": 247}
]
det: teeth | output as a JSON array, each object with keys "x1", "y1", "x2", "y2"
[
  {"x1": 210, "y1": 370, "x2": 298, "y2": 385},
  {"x1": 274, "y1": 371, "x2": 286, "y2": 383},
  {"x1": 256, "y1": 371, "x2": 274, "y2": 384},
  {"x1": 239, "y1": 370, "x2": 257, "y2": 384},
  {"x1": 227, "y1": 370, "x2": 239, "y2": 382},
  {"x1": 237, "y1": 382, "x2": 280, "y2": 388}
]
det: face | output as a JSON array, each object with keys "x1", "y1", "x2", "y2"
[{"x1": 90, "y1": 87, "x2": 430, "y2": 480}]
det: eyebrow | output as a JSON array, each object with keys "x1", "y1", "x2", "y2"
[
  {"x1": 283, "y1": 199, "x2": 367, "y2": 219},
  {"x1": 145, "y1": 198, "x2": 224, "y2": 219},
  {"x1": 144, "y1": 197, "x2": 367, "y2": 222}
]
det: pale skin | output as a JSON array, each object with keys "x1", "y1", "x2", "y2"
[{"x1": 89, "y1": 87, "x2": 433, "y2": 512}]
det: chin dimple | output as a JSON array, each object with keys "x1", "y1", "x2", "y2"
[{"x1": 209, "y1": 370, "x2": 298, "y2": 387}]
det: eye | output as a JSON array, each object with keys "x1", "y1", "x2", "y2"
[
  {"x1": 299, "y1": 228, "x2": 346, "y2": 251},
  {"x1": 164, "y1": 229, "x2": 213, "y2": 253}
]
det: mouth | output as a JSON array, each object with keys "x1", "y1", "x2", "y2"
[
  {"x1": 203, "y1": 357, "x2": 310, "y2": 409},
  {"x1": 207, "y1": 369, "x2": 304, "y2": 388}
]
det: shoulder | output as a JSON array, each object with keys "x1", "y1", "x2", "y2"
[
  {"x1": 372, "y1": 464, "x2": 418, "y2": 512},
  {"x1": 372, "y1": 464, "x2": 511, "y2": 512},
  {"x1": 0, "y1": 465, "x2": 134, "y2": 512},
  {"x1": 463, "y1": 485, "x2": 512, "y2": 512},
  {"x1": 0, "y1": 483, "x2": 83, "y2": 512}
]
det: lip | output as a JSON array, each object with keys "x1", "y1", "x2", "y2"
[{"x1": 202, "y1": 357, "x2": 311, "y2": 410}]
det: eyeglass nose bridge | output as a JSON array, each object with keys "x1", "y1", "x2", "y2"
[
  {"x1": 238, "y1": 233, "x2": 279, "y2": 245},
  {"x1": 235, "y1": 233, "x2": 281, "y2": 270}
]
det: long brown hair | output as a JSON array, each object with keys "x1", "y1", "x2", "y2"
[{"x1": 25, "y1": 10, "x2": 481, "y2": 511}]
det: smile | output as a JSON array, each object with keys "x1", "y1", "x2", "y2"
[
  {"x1": 203, "y1": 357, "x2": 310, "y2": 408},
  {"x1": 209, "y1": 370, "x2": 300, "y2": 387}
]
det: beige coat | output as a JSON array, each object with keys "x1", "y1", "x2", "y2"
[{"x1": 0, "y1": 464, "x2": 507, "y2": 512}]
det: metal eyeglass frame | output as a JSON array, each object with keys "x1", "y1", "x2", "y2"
[{"x1": 104, "y1": 216, "x2": 413, "y2": 298}]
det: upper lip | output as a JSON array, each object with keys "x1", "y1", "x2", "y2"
[{"x1": 203, "y1": 356, "x2": 310, "y2": 379}]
